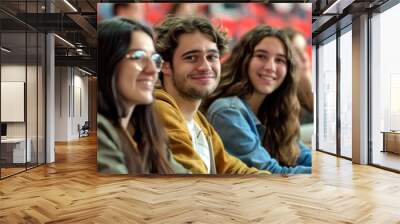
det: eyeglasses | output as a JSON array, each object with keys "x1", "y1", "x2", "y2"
[{"x1": 126, "y1": 50, "x2": 163, "y2": 72}]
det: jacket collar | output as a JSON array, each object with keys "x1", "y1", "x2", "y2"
[
  {"x1": 238, "y1": 97, "x2": 266, "y2": 138},
  {"x1": 155, "y1": 88, "x2": 216, "y2": 173}
]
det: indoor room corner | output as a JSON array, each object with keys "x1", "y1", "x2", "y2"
[
  {"x1": 0, "y1": 0, "x2": 97, "y2": 179},
  {"x1": 54, "y1": 66, "x2": 96, "y2": 142}
]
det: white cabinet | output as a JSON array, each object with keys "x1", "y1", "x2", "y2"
[{"x1": 1, "y1": 138, "x2": 32, "y2": 163}]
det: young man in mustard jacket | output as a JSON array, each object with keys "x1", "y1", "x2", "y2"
[{"x1": 154, "y1": 16, "x2": 269, "y2": 175}]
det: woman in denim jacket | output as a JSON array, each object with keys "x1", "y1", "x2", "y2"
[{"x1": 204, "y1": 25, "x2": 311, "y2": 174}]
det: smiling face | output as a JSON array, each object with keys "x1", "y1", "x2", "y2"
[
  {"x1": 248, "y1": 36, "x2": 288, "y2": 98},
  {"x1": 162, "y1": 31, "x2": 221, "y2": 100},
  {"x1": 116, "y1": 31, "x2": 158, "y2": 107}
]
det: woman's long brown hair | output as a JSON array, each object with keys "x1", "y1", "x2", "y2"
[
  {"x1": 282, "y1": 27, "x2": 313, "y2": 114},
  {"x1": 205, "y1": 25, "x2": 301, "y2": 166},
  {"x1": 98, "y1": 18, "x2": 173, "y2": 174}
]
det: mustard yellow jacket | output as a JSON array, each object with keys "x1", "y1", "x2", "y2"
[{"x1": 154, "y1": 89, "x2": 269, "y2": 175}]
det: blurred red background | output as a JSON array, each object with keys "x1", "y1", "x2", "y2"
[{"x1": 98, "y1": 3, "x2": 312, "y2": 60}]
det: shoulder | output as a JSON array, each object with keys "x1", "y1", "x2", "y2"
[
  {"x1": 207, "y1": 96, "x2": 247, "y2": 114},
  {"x1": 97, "y1": 114, "x2": 126, "y2": 170},
  {"x1": 97, "y1": 114, "x2": 118, "y2": 139},
  {"x1": 154, "y1": 88, "x2": 179, "y2": 111},
  {"x1": 207, "y1": 96, "x2": 251, "y2": 120},
  {"x1": 97, "y1": 113, "x2": 110, "y2": 127},
  {"x1": 299, "y1": 141, "x2": 311, "y2": 151},
  {"x1": 153, "y1": 89, "x2": 191, "y2": 136},
  {"x1": 97, "y1": 114, "x2": 122, "y2": 151},
  {"x1": 154, "y1": 89, "x2": 186, "y2": 124},
  {"x1": 208, "y1": 96, "x2": 246, "y2": 111}
]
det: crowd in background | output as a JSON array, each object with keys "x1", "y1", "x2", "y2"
[{"x1": 98, "y1": 3, "x2": 311, "y2": 56}]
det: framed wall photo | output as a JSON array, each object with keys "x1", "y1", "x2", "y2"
[
  {"x1": 97, "y1": 3, "x2": 312, "y2": 175},
  {"x1": 1, "y1": 81, "x2": 25, "y2": 122}
]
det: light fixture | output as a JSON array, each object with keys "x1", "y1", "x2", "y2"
[
  {"x1": 76, "y1": 48, "x2": 87, "y2": 56},
  {"x1": 322, "y1": 0, "x2": 341, "y2": 14},
  {"x1": 322, "y1": 0, "x2": 355, "y2": 15},
  {"x1": 63, "y1": 0, "x2": 78, "y2": 12},
  {"x1": 77, "y1": 67, "x2": 92, "y2": 76},
  {"x1": 54, "y1": 34, "x2": 75, "y2": 48},
  {"x1": 1, "y1": 47, "x2": 11, "y2": 53}
]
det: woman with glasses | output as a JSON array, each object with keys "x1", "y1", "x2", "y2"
[
  {"x1": 97, "y1": 17, "x2": 187, "y2": 174},
  {"x1": 204, "y1": 25, "x2": 312, "y2": 174}
]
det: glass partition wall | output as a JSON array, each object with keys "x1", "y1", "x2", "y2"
[
  {"x1": 317, "y1": 35, "x2": 337, "y2": 155},
  {"x1": 370, "y1": 2, "x2": 400, "y2": 171},
  {"x1": 339, "y1": 27, "x2": 352, "y2": 159},
  {"x1": 0, "y1": 30, "x2": 27, "y2": 177},
  {"x1": 316, "y1": 26, "x2": 353, "y2": 159},
  {"x1": 0, "y1": 1, "x2": 46, "y2": 179},
  {"x1": 316, "y1": 1, "x2": 400, "y2": 172}
]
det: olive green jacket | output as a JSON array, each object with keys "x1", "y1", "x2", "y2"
[{"x1": 97, "y1": 113, "x2": 188, "y2": 174}]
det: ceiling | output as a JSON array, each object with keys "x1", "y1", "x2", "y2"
[
  {"x1": 311, "y1": 0, "x2": 391, "y2": 43},
  {"x1": 0, "y1": 0, "x2": 98, "y2": 74}
]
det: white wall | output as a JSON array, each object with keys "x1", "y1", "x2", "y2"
[
  {"x1": 54, "y1": 67, "x2": 89, "y2": 141},
  {"x1": 1, "y1": 65, "x2": 26, "y2": 141},
  {"x1": 1, "y1": 65, "x2": 26, "y2": 81},
  {"x1": 1, "y1": 64, "x2": 46, "y2": 164},
  {"x1": 55, "y1": 66, "x2": 69, "y2": 141},
  {"x1": 1, "y1": 65, "x2": 33, "y2": 137}
]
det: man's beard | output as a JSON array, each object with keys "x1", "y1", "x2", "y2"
[{"x1": 172, "y1": 73, "x2": 218, "y2": 101}]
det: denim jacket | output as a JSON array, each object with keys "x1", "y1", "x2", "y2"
[{"x1": 206, "y1": 96, "x2": 312, "y2": 174}]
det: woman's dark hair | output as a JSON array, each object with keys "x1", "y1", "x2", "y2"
[
  {"x1": 98, "y1": 17, "x2": 173, "y2": 174},
  {"x1": 205, "y1": 25, "x2": 301, "y2": 166}
]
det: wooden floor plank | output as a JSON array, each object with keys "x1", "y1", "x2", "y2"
[{"x1": 0, "y1": 135, "x2": 399, "y2": 223}]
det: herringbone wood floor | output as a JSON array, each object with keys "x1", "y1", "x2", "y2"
[{"x1": 0, "y1": 135, "x2": 399, "y2": 223}]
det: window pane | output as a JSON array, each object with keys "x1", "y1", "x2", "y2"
[
  {"x1": 317, "y1": 36, "x2": 337, "y2": 154},
  {"x1": 340, "y1": 29, "x2": 352, "y2": 158},
  {"x1": 371, "y1": 3, "x2": 400, "y2": 171}
]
